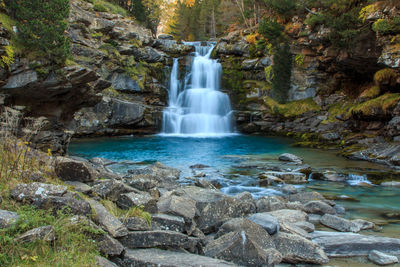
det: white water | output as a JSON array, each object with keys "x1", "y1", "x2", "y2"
[{"x1": 161, "y1": 42, "x2": 234, "y2": 137}]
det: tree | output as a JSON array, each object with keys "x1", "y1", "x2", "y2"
[
  {"x1": 271, "y1": 42, "x2": 292, "y2": 103},
  {"x1": 7, "y1": 0, "x2": 70, "y2": 65}
]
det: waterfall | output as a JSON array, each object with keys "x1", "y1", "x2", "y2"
[{"x1": 161, "y1": 42, "x2": 234, "y2": 137}]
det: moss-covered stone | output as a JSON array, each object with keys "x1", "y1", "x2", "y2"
[{"x1": 262, "y1": 97, "x2": 320, "y2": 118}]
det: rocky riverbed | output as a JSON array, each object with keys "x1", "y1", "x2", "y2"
[{"x1": 2, "y1": 147, "x2": 400, "y2": 266}]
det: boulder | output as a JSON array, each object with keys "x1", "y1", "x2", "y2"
[
  {"x1": 279, "y1": 222, "x2": 310, "y2": 239},
  {"x1": 352, "y1": 219, "x2": 375, "y2": 230},
  {"x1": 119, "y1": 230, "x2": 199, "y2": 251},
  {"x1": 278, "y1": 153, "x2": 303, "y2": 163},
  {"x1": 248, "y1": 213, "x2": 280, "y2": 235},
  {"x1": 14, "y1": 225, "x2": 55, "y2": 243},
  {"x1": 117, "y1": 191, "x2": 156, "y2": 211},
  {"x1": 123, "y1": 216, "x2": 150, "y2": 231},
  {"x1": 156, "y1": 194, "x2": 197, "y2": 221},
  {"x1": 281, "y1": 185, "x2": 298, "y2": 194},
  {"x1": 109, "y1": 73, "x2": 141, "y2": 92},
  {"x1": 286, "y1": 191, "x2": 327, "y2": 204},
  {"x1": 121, "y1": 248, "x2": 236, "y2": 266},
  {"x1": 0, "y1": 210, "x2": 19, "y2": 229},
  {"x1": 261, "y1": 171, "x2": 306, "y2": 184},
  {"x1": 92, "y1": 180, "x2": 135, "y2": 202},
  {"x1": 55, "y1": 157, "x2": 98, "y2": 182},
  {"x1": 312, "y1": 231, "x2": 400, "y2": 257},
  {"x1": 96, "y1": 256, "x2": 119, "y2": 267},
  {"x1": 96, "y1": 234, "x2": 125, "y2": 257},
  {"x1": 308, "y1": 214, "x2": 322, "y2": 224},
  {"x1": 151, "y1": 213, "x2": 185, "y2": 232},
  {"x1": 88, "y1": 199, "x2": 128, "y2": 238},
  {"x1": 256, "y1": 196, "x2": 286, "y2": 212},
  {"x1": 205, "y1": 231, "x2": 282, "y2": 267},
  {"x1": 368, "y1": 250, "x2": 399, "y2": 266},
  {"x1": 303, "y1": 200, "x2": 336, "y2": 215},
  {"x1": 34, "y1": 194, "x2": 91, "y2": 216},
  {"x1": 273, "y1": 232, "x2": 328, "y2": 264},
  {"x1": 64, "y1": 181, "x2": 92, "y2": 194},
  {"x1": 320, "y1": 214, "x2": 361, "y2": 233},
  {"x1": 11, "y1": 183, "x2": 67, "y2": 202},
  {"x1": 268, "y1": 209, "x2": 308, "y2": 224},
  {"x1": 293, "y1": 221, "x2": 315, "y2": 233}
]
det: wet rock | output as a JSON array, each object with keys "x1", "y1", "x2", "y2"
[
  {"x1": 248, "y1": 213, "x2": 280, "y2": 235},
  {"x1": 96, "y1": 256, "x2": 119, "y2": 267},
  {"x1": 381, "y1": 181, "x2": 400, "y2": 187},
  {"x1": 279, "y1": 153, "x2": 303, "y2": 163},
  {"x1": 64, "y1": 181, "x2": 92, "y2": 194},
  {"x1": 88, "y1": 199, "x2": 128, "y2": 238},
  {"x1": 123, "y1": 216, "x2": 150, "y2": 231},
  {"x1": 268, "y1": 209, "x2": 308, "y2": 224},
  {"x1": 190, "y1": 164, "x2": 210, "y2": 169},
  {"x1": 352, "y1": 219, "x2": 375, "y2": 230},
  {"x1": 258, "y1": 174, "x2": 284, "y2": 186},
  {"x1": 14, "y1": 225, "x2": 55, "y2": 243},
  {"x1": 273, "y1": 232, "x2": 329, "y2": 264},
  {"x1": 0, "y1": 210, "x2": 19, "y2": 229},
  {"x1": 121, "y1": 248, "x2": 236, "y2": 267},
  {"x1": 261, "y1": 171, "x2": 307, "y2": 184},
  {"x1": 205, "y1": 231, "x2": 281, "y2": 267},
  {"x1": 308, "y1": 214, "x2": 321, "y2": 224},
  {"x1": 92, "y1": 180, "x2": 135, "y2": 201},
  {"x1": 334, "y1": 204, "x2": 346, "y2": 214},
  {"x1": 320, "y1": 171, "x2": 346, "y2": 182},
  {"x1": 116, "y1": 191, "x2": 156, "y2": 211},
  {"x1": 156, "y1": 194, "x2": 197, "y2": 221},
  {"x1": 312, "y1": 231, "x2": 400, "y2": 257},
  {"x1": 293, "y1": 221, "x2": 315, "y2": 233},
  {"x1": 151, "y1": 213, "x2": 185, "y2": 232},
  {"x1": 368, "y1": 250, "x2": 399, "y2": 266},
  {"x1": 303, "y1": 200, "x2": 336, "y2": 215},
  {"x1": 286, "y1": 191, "x2": 327, "y2": 204},
  {"x1": 55, "y1": 157, "x2": 98, "y2": 182},
  {"x1": 97, "y1": 234, "x2": 125, "y2": 256},
  {"x1": 158, "y1": 34, "x2": 174, "y2": 40},
  {"x1": 320, "y1": 214, "x2": 361, "y2": 232},
  {"x1": 256, "y1": 196, "x2": 286, "y2": 212},
  {"x1": 119, "y1": 230, "x2": 199, "y2": 251},
  {"x1": 281, "y1": 185, "x2": 298, "y2": 194}
]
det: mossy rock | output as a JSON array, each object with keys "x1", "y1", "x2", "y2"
[
  {"x1": 374, "y1": 68, "x2": 399, "y2": 91},
  {"x1": 262, "y1": 97, "x2": 321, "y2": 118}
]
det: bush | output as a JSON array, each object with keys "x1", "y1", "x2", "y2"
[
  {"x1": 8, "y1": 0, "x2": 70, "y2": 65},
  {"x1": 372, "y1": 17, "x2": 400, "y2": 35},
  {"x1": 93, "y1": 3, "x2": 108, "y2": 12},
  {"x1": 264, "y1": 0, "x2": 296, "y2": 19},
  {"x1": 304, "y1": 14, "x2": 327, "y2": 29}
]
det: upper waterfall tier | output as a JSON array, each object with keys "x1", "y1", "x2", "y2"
[{"x1": 161, "y1": 42, "x2": 234, "y2": 137}]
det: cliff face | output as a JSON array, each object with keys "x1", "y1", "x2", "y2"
[
  {"x1": 214, "y1": 3, "x2": 400, "y2": 167},
  {"x1": 0, "y1": 0, "x2": 193, "y2": 153}
]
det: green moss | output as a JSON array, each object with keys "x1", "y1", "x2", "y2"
[
  {"x1": 374, "y1": 68, "x2": 399, "y2": 88},
  {"x1": 262, "y1": 97, "x2": 321, "y2": 117},
  {"x1": 93, "y1": 0, "x2": 127, "y2": 16},
  {"x1": 348, "y1": 93, "x2": 400, "y2": 117},
  {"x1": 90, "y1": 32, "x2": 103, "y2": 39},
  {"x1": 93, "y1": 3, "x2": 107, "y2": 12},
  {"x1": 359, "y1": 85, "x2": 381, "y2": 99},
  {"x1": 0, "y1": 12, "x2": 17, "y2": 32},
  {"x1": 372, "y1": 17, "x2": 400, "y2": 35}
]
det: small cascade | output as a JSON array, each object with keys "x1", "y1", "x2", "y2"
[{"x1": 161, "y1": 42, "x2": 234, "y2": 137}]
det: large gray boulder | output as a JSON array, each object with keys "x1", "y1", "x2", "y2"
[
  {"x1": 96, "y1": 256, "x2": 119, "y2": 267},
  {"x1": 278, "y1": 153, "x2": 303, "y2": 163},
  {"x1": 303, "y1": 200, "x2": 336, "y2": 215},
  {"x1": 121, "y1": 248, "x2": 237, "y2": 267},
  {"x1": 117, "y1": 191, "x2": 156, "y2": 211},
  {"x1": 88, "y1": 199, "x2": 128, "y2": 238},
  {"x1": 320, "y1": 214, "x2": 360, "y2": 232},
  {"x1": 14, "y1": 225, "x2": 55, "y2": 243},
  {"x1": 11, "y1": 183, "x2": 67, "y2": 201},
  {"x1": 286, "y1": 191, "x2": 328, "y2": 204},
  {"x1": 205, "y1": 231, "x2": 282, "y2": 267},
  {"x1": 123, "y1": 216, "x2": 150, "y2": 231},
  {"x1": 0, "y1": 210, "x2": 19, "y2": 229},
  {"x1": 268, "y1": 209, "x2": 308, "y2": 224},
  {"x1": 92, "y1": 180, "x2": 135, "y2": 201},
  {"x1": 96, "y1": 234, "x2": 125, "y2": 257},
  {"x1": 256, "y1": 196, "x2": 286, "y2": 212},
  {"x1": 119, "y1": 230, "x2": 200, "y2": 251},
  {"x1": 312, "y1": 231, "x2": 400, "y2": 257},
  {"x1": 248, "y1": 213, "x2": 280, "y2": 235},
  {"x1": 273, "y1": 232, "x2": 329, "y2": 264},
  {"x1": 151, "y1": 213, "x2": 185, "y2": 233},
  {"x1": 156, "y1": 194, "x2": 197, "y2": 221}
]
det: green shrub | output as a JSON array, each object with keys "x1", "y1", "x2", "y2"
[
  {"x1": 264, "y1": 0, "x2": 296, "y2": 19},
  {"x1": 0, "y1": 45, "x2": 14, "y2": 69},
  {"x1": 93, "y1": 3, "x2": 107, "y2": 12},
  {"x1": 8, "y1": 0, "x2": 70, "y2": 65},
  {"x1": 372, "y1": 17, "x2": 400, "y2": 35},
  {"x1": 305, "y1": 14, "x2": 327, "y2": 29}
]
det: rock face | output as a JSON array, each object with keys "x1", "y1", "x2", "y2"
[{"x1": 121, "y1": 248, "x2": 237, "y2": 267}]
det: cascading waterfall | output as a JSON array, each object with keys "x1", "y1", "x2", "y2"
[{"x1": 161, "y1": 42, "x2": 234, "y2": 136}]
